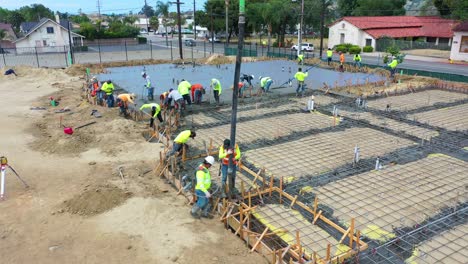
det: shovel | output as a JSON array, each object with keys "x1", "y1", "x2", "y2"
[{"x1": 63, "y1": 121, "x2": 97, "y2": 135}]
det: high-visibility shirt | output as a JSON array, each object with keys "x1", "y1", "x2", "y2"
[
  {"x1": 340, "y1": 54, "x2": 345, "y2": 63},
  {"x1": 238, "y1": 82, "x2": 244, "y2": 89},
  {"x1": 140, "y1": 103, "x2": 161, "y2": 118},
  {"x1": 191, "y1": 84, "x2": 204, "y2": 99},
  {"x1": 388, "y1": 59, "x2": 398, "y2": 69},
  {"x1": 195, "y1": 164, "x2": 211, "y2": 193},
  {"x1": 327, "y1": 50, "x2": 333, "y2": 58},
  {"x1": 178, "y1": 80, "x2": 191, "y2": 95},
  {"x1": 117, "y1": 94, "x2": 134, "y2": 104},
  {"x1": 168, "y1": 90, "x2": 183, "y2": 101},
  {"x1": 298, "y1": 54, "x2": 304, "y2": 61},
  {"x1": 174, "y1": 130, "x2": 192, "y2": 144},
  {"x1": 101, "y1": 82, "x2": 115, "y2": 95},
  {"x1": 144, "y1": 76, "x2": 151, "y2": 88},
  {"x1": 294, "y1": 71, "x2": 308, "y2": 82},
  {"x1": 354, "y1": 54, "x2": 362, "y2": 62},
  {"x1": 219, "y1": 144, "x2": 241, "y2": 165},
  {"x1": 211, "y1": 79, "x2": 222, "y2": 95},
  {"x1": 260, "y1": 77, "x2": 272, "y2": 87}
]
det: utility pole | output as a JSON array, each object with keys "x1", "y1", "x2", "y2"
[
  {"x1": 228, "y1": 0, "x2": 245, "y2": 198},
  {"x1": 225, "y1": 0, "x2": 229, "y2": 46},
  {"x1": 171, "y1": 0, "x2": 184, "y2": 59},
  {"x1": 96, "y1": 0, "x2": 102, "y2": 31},
  {"x1": 319, "y1": 0, "x2": 326, "y2": 58},
  {"x1": 298, "y1": 0, "x2": 304, "y2": 57},
  {"x1": 210, "y1": 8, "x2": 214, "y2": 54},
  {"x1": 67, "y1": 21, "x2": 74, "y2": 65},
  {"x1": 193, "y1": 0, "x2": 196, "y2": 39}
]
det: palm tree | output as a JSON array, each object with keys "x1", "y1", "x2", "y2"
[
  {"x1": 155, "y1": 1, "x2": 171, "y2": 46},
  {"x1": 149, "y1": 16, "x2": 159, "y2": 34}
]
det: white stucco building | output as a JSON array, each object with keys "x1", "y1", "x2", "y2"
[
  {"x1": 328, "y1": 16, "x2": 457, "y2": 51},
  {"x1": 450, "y1": 22, "x2": 468, "y2": 61},
  {"x1": 15, "y1": 18, "x2": 84, "y2": 54}
]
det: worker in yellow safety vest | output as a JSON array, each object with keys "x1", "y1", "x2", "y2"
[
  {"x1": 297, "y1": 53, "x2": 304, "y2": 65},
  {"x1": 191, "y1": 156, "x2": 215, "y2": 219},
  {"x1": 100, "y1": 80, "x2": 115, "y2": 107},
  {"x1": 178, "y1": 79, "x2": 192, "y2": 106},
  {"x1": 353, "y1": 53, "x2": 362, "y2": 68},
  {"x1": 140, "y1": 103, "x2": 163, "y2": 128},
  {"x1": 294, "y1": 68, "x2": 308, "y2": 97},
  {"x1": 167, "y1": 129, "x2": 196, "y2": 157},
  {"x1": 387, "y1": 56, "x2": 398, "y2": 77},
  {"x1": 327, "y1": 48, "x2": 333, "y2": 65},
  {"x1": 210, "y1": 78, "x2": 222, "y2": 105},
  {"x1": 218, "y1": 139, "x2": 241, "y2": 196}
]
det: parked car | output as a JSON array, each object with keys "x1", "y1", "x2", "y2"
[
  {"x1": 139, "y1": 29, "x2": 148, "y2": 35},
  {"x1": 184, "y1": 38, "x2": 196, "y2": 46},
  {"x1": 291, "y1": 43, "x2": 314, "y2": 52},
  {"x1": 208, "y1": 36, "x2": 220, "y2": 43}
]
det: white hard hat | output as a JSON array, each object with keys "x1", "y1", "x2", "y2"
[
  {"x1": 130, "y1": 93, "x2": 136, "y2": 99},
  {"x1": 204, "y1": 156, "x2": 215, "y2": 165},
  {"x1": 251, "y1": 75, "x2": 255, "y2": 79},
  {"x1": 141, "y1": 71, "x2": 146, "y2": 76}
]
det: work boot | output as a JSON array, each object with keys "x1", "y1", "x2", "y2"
[{"x1": 190, "y1": 205, "x2": 201, "y2": 219}]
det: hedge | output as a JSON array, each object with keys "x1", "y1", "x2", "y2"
[
  {"x1": 363, "y1": 46, "x2": 373, "y2": 52},
  {"x1": 137, "y1": 37, "x2": 147, "y2": 44}
]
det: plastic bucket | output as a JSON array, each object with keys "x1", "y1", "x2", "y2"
[{"x1": 63, "y1": 127, "x2": 74, "y2": 135}]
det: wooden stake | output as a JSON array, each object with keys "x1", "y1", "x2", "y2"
[
  {"x1": 279, "y1": 177, "x2": 283, "y2": 204},
  {"x1": 290, "y1": 195, "x2": 298, "y2": 208},
  {"x1": 248, "y1": 191, "x2": 252, "y2": 208},
  {"x1": 313, "y1": 197, "x2": 318, "y2": 217},
  {"x1": 251, "y1": 227, "x2": 269, "y2": 253},
  {"x1": 349, "y1": 218, "x2": 355, "y2": 248},
  {"x1": 312, "y1": 210, "x2": 322, "y2": 225},
  {"x1": 326, "y1": 244, "x2": 331, "y2": 261},
  {"x1": 239, "y1": 207, "x2": 244, "y2": 239},
  {"x1": 296, "y1": 231, "x2": 303, "y2": 263},
  {"x1": 356, "y1": 230, "x2": 361, "y2": 251},
  {"x1": 269, "y1": 177, "x2": 274, "y2": 197},
  {"x1": 241, "y1": 180, "x2": 245, "y2": 198}
]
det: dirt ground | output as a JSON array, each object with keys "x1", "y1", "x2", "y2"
[{"x1": 0, "y1": 66, "x2": 267, "y2": 264}]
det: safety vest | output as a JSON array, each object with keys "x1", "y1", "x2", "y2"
[
  {"x1": 195, "y1": 164, "x2": 211, "y2": 192},
  {"x1": 211, "y1": 79, "x2": 222, "y2": 94},
  {"x1": 260, "y1": 77, "x2": 271, "y2": 87},
  {"x1": 298, "y1": 54, "x2": 304, "y2": 61},
  {"x1": 101, "y1": 82, "x2": 114, "y2": 95},
  {"x1": 91, "y1": 82, "x2": 99, "y2": 96},
  {"x1": 327, "y1": 50, "x2": 333, "y2": 58},
  {"x1": 219, "y1": 144, "x2": 241, "y2": 165},
  {"x1": 388, "y1": 59, "x2": 398, "y2": 69},
  {"x1": 174, "y1": 130, "x2": 191, "y2": 144},
  {"x1": 354, "y1": 54, "x2": 361, "y2": 62},
  {"x1": 340, "y1": 54, "x2": 345, "y2": 63},
  {"x1": 140, "y1": 103, "x2": 161, "y2": 117},
  {"x1": 178, "y1": 81, "x2": 191, "y2": 95},
  {"x1": 294, "y1": 71, "x2": 308, "y2": 82}
]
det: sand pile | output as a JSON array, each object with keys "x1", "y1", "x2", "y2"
[{"x1": 62, "y1": 184, "x2": 132, "y2": 216}]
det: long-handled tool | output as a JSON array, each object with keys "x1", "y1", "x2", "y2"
[
  {"x1": 1, "y1": 156, "x2": 29, "y2": 200},
  {"x1": 276, "y1": 63, "x2": 321, "y2": 89}
]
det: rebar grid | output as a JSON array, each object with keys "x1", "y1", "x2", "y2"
[{"x1": 407, "y1": 104, "x2": 468, "y2": 133}]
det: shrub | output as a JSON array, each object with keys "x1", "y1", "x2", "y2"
[
  {"x1": 383, "y1": 55, "x2": 389, "y2": 64},
  {"x1": 335, "y1": 45, "x2": 348, "y2": 53},
  {"x1": 363, "y1": 46, "x2": 373, "y2": 52},
  {"x1": 348, "y1": 46, "x2": 361, "y2": 54},
  {"x1": 137, "y1": 37, "x2": 147, "y2": 44},
  {"x1": 386, "y1": 45, "x2": 400, "y2": 56}
]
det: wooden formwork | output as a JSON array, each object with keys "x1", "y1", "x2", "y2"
[{"x1": 155, "y1": 138, "x2": 368, "y2": 264}]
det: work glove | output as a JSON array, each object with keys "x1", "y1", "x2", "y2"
[
  {"x1": 204, "y1": 191, "x2": 211, "y2": 198},
  {"x1": 227, "y1": 149, "x2": 233, "y2": 154}
]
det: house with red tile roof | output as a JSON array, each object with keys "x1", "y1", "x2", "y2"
[
  {"x1": 450, "y1": 21, "x2": 468, "y2": 61},
  {"x1": 328, "y1": 16, "x2": 458, "y2": 51}
]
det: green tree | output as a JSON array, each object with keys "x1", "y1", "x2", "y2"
[
  {"x1": 149, "y1": 16, "x2": 159, "y2": 33},
  {"x1": 156, "y1": 1, "x2": 171, "y2": 43},
  {"x1": 0, "y1": 29, "x2": 6, "y2": 39},
  {"x1": 123, "y1": 15, "x2": 138, "y2": 25},
  {"x1": 353, "y1": 0, "x2": 406, "y2": 16},
  {"x1": 140, "y1": 4, "x2": 155, "y2": 17},
  {"x1": 337, "y1": 0, "x2": 358, "y2": 16},
  {"x1": 433, "y1": 0, "x2": 452, "y2": 16},
  {"x1": 70, "y1": 14, "x2": 90, "y2": 24},
  {"x1": 6, "y1": 11, "x2": 25, "y2": 31},
  {"x1": 0, "y1": 8, "x2": 10, "y2": 23},
  {"x1": 18, "y1": 4, "x2": 54, "y2": 21},
  {"x1": 434, "y1": 0, "x2": 468, "y2": 19},
  {"x1": 78, "y1": 22, "x2": 98, "y2": 40}
]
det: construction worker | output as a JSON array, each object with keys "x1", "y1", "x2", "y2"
[
  {"x1": 160, "y1": 91, "x2": 169, "y2": 105},
  {"x1": 259, "y1": 76, "x2": 273, "y2": 93},
  {"x1": 353, "y1": 53, "x2": 362, "y2": 68},
  {"x1": 327, "y1": 48, "x2": 333, "y2": 65},
  {"x1": 140, "y1": 103, "x2": 163, "y2": 127},
  {"x1": 141, "y1": 72, "x2": 153, "y2": 101},
  {"x1": 294, "y1": 68, "x2": 308, "y2": 97},
  {"x1": 297, "y1": 53, "x2": 304, "y2": 65},
  {"x1": 339, "y1": 51, "x2": 345, "y2": 72},
  {"x1": 100, "y1": 80, "x2": 115, "y2": 107},
  {"x1": 218, "y1": 139, "x2": 241, "y2": 196},
  {"x1": 116, "y1": 93, "x2": 136, "y2": 116},
  {"x1": 388, "y1": 56, "x2": 398, "y2": 78},
  {"x1": 191, "y1": 156, "x2": 215, "y2": 219},
  {"x1": 191, "y1": 83, "x2": 205, "y2": 104},
  {"x1": 210, "y1": 78, "x2": 222, "y2": 105},
  {"x1": 240, "y1": 74, "x2": 254, "y2": 98},
  {"x1": 178, "y1": 79, "x2": 192, "y2": 106},
  {"x1": 165, "y1": 88, "x2": 185, "y2": 111},
  {"x1": 167, "y1": 129, "x2": 196, "y2": 157}
]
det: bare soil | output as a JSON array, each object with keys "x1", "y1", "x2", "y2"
[{"x1": 0, "y1": 66, "x2": 267, "y2": 264}]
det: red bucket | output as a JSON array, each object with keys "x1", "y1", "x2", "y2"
[{"x1": 63, "y1": 127, "x2": 74, "y2": 135}]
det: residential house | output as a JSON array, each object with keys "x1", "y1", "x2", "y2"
[
  {"x1": 14, "y1": 16, "x2": 85, "y2": 54},
  {"x1": 135, "y1": 18, "x2": 149, "y2": 32},
  {"x1": 328, "y1": 16, "x2": 458, "y2": 51},
  {"x1": 450, "y1": 21, "x2": 468, "y2": 61},
  {"x1": 0, "y1": 23, "x2": 17, "y2": 49}
]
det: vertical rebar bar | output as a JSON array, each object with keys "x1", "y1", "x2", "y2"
[
  {"x1": 35, "y1": 47, "x2": 40, "y2": 67},
  {"x1": 150, "y1": 39, "x2": 153, "y2": 59},
  {"x1": 125, "y1": 40, "x2": 128, "y2": 61}
]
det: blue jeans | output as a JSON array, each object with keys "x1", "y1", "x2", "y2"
[
  {"x1": 264, "y1": 80, "x2": 273, "y2": 92},
  {"x1": 354, "y1": 61, "x2": 361, "y2": 68},
  {"x1": 97, "y1": 91, "x2": 105, "y2": 105},
  {"x1": 221, "y1": 164, "x2": 238, "y2": 185},
  {"x1": 106, "y1": 94, "x2": 114, "y2": 107},
  {"x1": 296, "y1": 81, "x2": 305, "y2": 96},
  {"x1": 194, "y1": 90, "x2": 203, "y2": 104},
  {"x1": 196, "y1": 189, "x2": 208, "y2": 210},
  {"x1": 147, "y1": 87, "x2": 154, "y2": 100}
]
